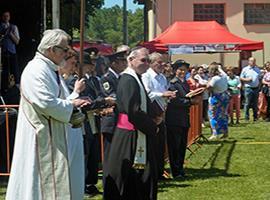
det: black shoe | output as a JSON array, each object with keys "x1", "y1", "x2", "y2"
[
  {"x1": 85, "y1": 185, "x2": 101, "y2": 197},
  {"x1": 174, "y1": 170, "x2": 186, "y2": 180},
  {"x1": 158, "y1": 174, "x2": 172, "y2": 181},
  {"x1": 253, "y1": 118, "x2": 258, "y2": 122}
]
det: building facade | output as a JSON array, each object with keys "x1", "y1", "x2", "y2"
[{"x1": 146, "y1": 0, "x2": 270, "y2": 67}]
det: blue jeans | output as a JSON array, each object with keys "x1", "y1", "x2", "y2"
[{"x1": 244, "y1": 87, "x2": 259, "y2": 120}]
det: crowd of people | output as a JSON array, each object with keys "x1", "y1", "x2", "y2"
[{"x1": 2, "y1": 27, "x2": 270, "y2": 200}]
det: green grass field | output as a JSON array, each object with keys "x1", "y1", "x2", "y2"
[{"x1": 1, "y1": 119, "x2": 270, "y2": 200}]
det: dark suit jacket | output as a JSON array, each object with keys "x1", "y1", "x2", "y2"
[
  {"x1": 80, "y1": 74, "x2": 107, "y2": 134},
  {"x1": 81, "y1": 74, "x2": 107, "y2": 111},
  {"x1": 100, "y1": 70, "x2": 119, "y2": 134},
  {"x1": 165, "y1": 77, "x2": 191, "y2": 128}
]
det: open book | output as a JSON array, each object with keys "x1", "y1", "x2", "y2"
[{"x1": 185, "y1": 87, "x2": 205, "y2": 98}]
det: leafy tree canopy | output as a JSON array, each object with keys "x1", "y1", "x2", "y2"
[{"x1": 84, "y1": 5, "x2": 144, "y2": 48}]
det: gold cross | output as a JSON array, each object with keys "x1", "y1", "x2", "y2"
[{"x1": 138, "y1": 146, "x2": 144, "y2": 157}]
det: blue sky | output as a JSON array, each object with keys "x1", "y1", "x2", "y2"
[{"x1": 103, "y1": 0, "x2": 143, "y2": 11}]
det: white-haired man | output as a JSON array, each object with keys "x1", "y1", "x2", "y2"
[
  {"x1": 103, "y1": 47, "x2": 160, "y2": 200},
  {"x1": 6, "y1": 29, "x2": 90, "y2": 200},
  {"x1": 142, "y1": 52, "x2": 176, "y2": 180}
]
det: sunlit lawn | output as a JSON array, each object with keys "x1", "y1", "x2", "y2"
[{"x1": 1, "y1": 118, "x2": 270, "y2": 200}]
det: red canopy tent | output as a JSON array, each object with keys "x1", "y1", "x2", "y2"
[{"x1": 141, "y1": 21, "x2": 264, "y2": 53}]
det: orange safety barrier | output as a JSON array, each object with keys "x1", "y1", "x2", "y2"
[
  {"x1": 0, "y1": 105, "x2": 19, "y2": 177},
  {"x1": 188, "y1": 95, "x2": 203, "y2": 146}
]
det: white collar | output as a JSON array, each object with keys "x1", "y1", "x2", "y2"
[
  {"x1": 147, "y1": 68, "x2": 159, "y2": 78},
  {"x1": 109, "y1": 67, "x2": 119, "y2": 79},
  {"x1": 85, "y1": 73, "x2": 90, "y2": 79},
  {"x1": 35, "y1": 52, "x2": 58, "y2": 71}
]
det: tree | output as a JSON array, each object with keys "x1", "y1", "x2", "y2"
[
  {"x1": 86, "y1": 6, "x2": 144, "y2": 48},
  {"x1": 60, "y1": 0, "x2": 104, "y2": 35}
]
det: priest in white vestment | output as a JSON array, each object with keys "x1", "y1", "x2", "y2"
[{"x1": 6, "y1": 29, "x2": 90, "y2": 200}]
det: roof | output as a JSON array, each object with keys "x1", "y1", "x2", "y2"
[{"x1": 141, "y1": 21, "x2": 264, "y2": 53}]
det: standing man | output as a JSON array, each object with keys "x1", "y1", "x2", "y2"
[
  {"x1": 6, "y1": 29, "x2": 90, "y2": 200},
  {"x1": 80, "y1": 52, "x2": 115, "y2": 197},
  {"x1": 103, "y1": 47, "x2": 160, "y2": 200},
  {"x1": 142, "y1": 52, "x2": 176, "y2": 180},
  {"x1": 0, "y1": 11, "x2": 20, "y2": 91},
  {"x1": 240, "y1": 57, "x2": 261, "y2": 121},
  {"x1": 100, "y1": 50, "x2": 128, "y2": 167}
]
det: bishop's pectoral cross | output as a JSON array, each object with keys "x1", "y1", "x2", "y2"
[{"x1": 138, "y1": 146, "x2": 144, "y2": 157}]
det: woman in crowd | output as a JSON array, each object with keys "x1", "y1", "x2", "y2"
[
  {"x1": 207, "y1": 63, "x2": 230, "y2": 140},
  {"x1": 187, "y1": 65, "x2": 200, "y2": 90},
  {"x1": 165, "y1": 60, "x2": 197, "y2": 178},
  {"x1": 262, "y1": 62, "x2": 270, "y2": 121},
  {"x1": 194, "y1": 65, "x2": 209, "y2": 127},
  {"x1": 227, "y1": 67, "x2": 241, "y2": 125}
]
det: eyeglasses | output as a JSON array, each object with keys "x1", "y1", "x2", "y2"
[
  {"x1": 140, "y1": 57, "x2": 150, "y2": 63},
  {"x1": 54, "y1": 45, "x2": 69, "y2": 53}
]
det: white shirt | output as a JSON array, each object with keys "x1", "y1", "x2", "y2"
[
  {"x1": 142, "y1": 68, "x2": 168, "y2": 110},
  {"x1": 240, "y1": 65, "x2": 261, "y2": 88},
  {"x1": 209, "y1": 75, "x2": 228, "y2": 94},
  {"x1": 194, "y1": 73, "x2": 209, "y2": 100}
]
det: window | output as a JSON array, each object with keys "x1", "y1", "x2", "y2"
[
  {"x1": 244, "y1": 4, "x2": 270, "y2": 24},
  {"x1": 194, "y1": 4, "x2": 225, "y2": 24}
]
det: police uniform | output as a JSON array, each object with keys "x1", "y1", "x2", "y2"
[
  {"x1": 100, "y1": 68, "x2": 119, "y2": 165},
  {"x1": 100, "y1": 50, "x2": 128, "y2": 171},
  {"x1": 80, "y1": 52, "x2": 108, "y2": 195}
]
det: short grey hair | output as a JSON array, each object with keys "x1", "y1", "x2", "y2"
[
  {"x1": 149, "y1": 52, "x2": 162, "y2": 64},
  {"x1": 37, "y1": 29, "x2": 71, "y2": 54},
  {"x1": 127, "y1": 47, "x2": 148, "y2": 62}
]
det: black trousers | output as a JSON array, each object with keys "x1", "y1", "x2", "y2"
[
  {"x1": 1, "y1": 52, "x2": 19, "y2": 91},
  {"x1": 84, "y1": 133, "x2": 100, "y2": 186},
  {"x1": 202, "y1": 99, "x2": 209, "y2": 122},
  {"x1": 102, "y1": 132, "x2": 113, "y2": 165},
  {"x1": 166, "y1": 126, "x2": 189, "y2": 177},
  {"x1": 267, "y1": 96, "x2": 270, "y2": 119},
  {"x1": 156, "y1": 122, "x2": 166, "y2": 178}
]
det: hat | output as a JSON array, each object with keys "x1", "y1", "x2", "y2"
[
  {"x1": 172, "y1": 59, "x2": 190, "y2": 71},
  {"x1": 107, "y1": 51, "x2": 127, "y2": 62},
  {"x1": 83, "y1": 52, "x2": 93, "y2": 65},
  {"x1": 116, "y1": 45, "x2": 130, "y2": 54}
]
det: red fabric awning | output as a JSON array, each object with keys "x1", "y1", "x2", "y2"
[{"x1": 141, "y1": 21, "x2": 264, "y2": 53}]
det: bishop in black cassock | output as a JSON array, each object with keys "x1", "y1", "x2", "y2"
[{"x1": 103, "y1": 48, "x2": 159, "y2": 200}]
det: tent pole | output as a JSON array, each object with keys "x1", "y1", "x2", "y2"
[
  {"x1": 168, "y1": 48, "x2": 172, "y2": 64},
  {"x1": 262, "y1": 48, "x2": 265, "y2": 65},
  {"x1": 79, "y1": 0, "x2": 85, "y2": 78}
]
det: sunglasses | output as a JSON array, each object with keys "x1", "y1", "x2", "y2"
[{"x1": 54, "y1": 45, "x2": 69, "y2": 53}]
